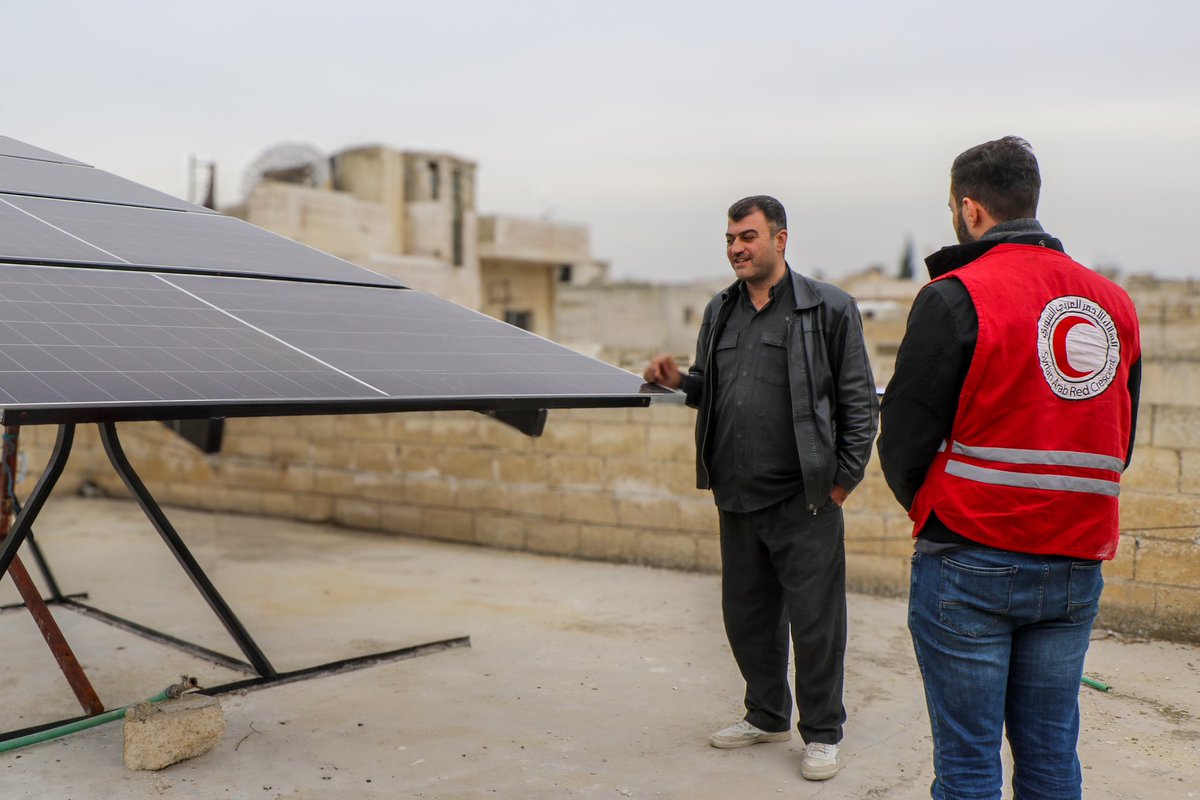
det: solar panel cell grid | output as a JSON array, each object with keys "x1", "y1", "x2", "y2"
[
  {"x1": 0, "y1": 197, "x2": 125, "y2": 264},
  {"x1": 0, "y1": 264, "x2": 656, "y2": 423},
  {"x1": 169, "y1": 275, "x2": 645, "y2": 397},
  {"x1": 1, "y1": 194, "x2": 399, "y2": 286},
  {"x1": 0, "y1": 265, "x2": 375, "y2": 411},
  {"x1": 0, "y1": 136, "x2": 88, "y2": 166},
  {"x1": 0, "y1": 157, "x2": 211, "y2": 213}
]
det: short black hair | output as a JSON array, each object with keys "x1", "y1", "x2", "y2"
[
  {"x1": 728, "y1": 195, "x2": 787, "y2": 235},
  {"x1": 950, "y1": 136, "x2": 1041, "y2": 221}
]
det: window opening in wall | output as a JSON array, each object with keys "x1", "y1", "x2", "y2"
[
  {"x1": 488, "y1": 279, "x2": 512, "y2": 305},
  {"x1": 451, "y1": 168, "x2": 464, "y2": 266},
  {"x1": 558, "y1": 264, "x2": 573, "y2": 283},
  {"x1": 683, "y1": 307, "x2": 696, "y2": 325},
  {"x1": 428, "y1": 160, "x2": 440, "y2": 200},
  {"x1": 504, "y1": 310, "x2": 534, "y2": 331}
]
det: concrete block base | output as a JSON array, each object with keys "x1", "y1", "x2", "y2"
[{"x1": 123, "y1": 694, "x2": 224, "y2": 771}]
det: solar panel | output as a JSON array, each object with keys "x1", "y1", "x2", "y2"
[
  {"x1": 0, "y1": 265, "x2": 371, "y2": 413},
  {"x1": 0, "y1": 136, "x2": 88, "y2": 166},
  {"x1": 169, "y1": 274, "x2": 648, "y2": 398},
  {"x1": 0, "y1": 194, "x2": 401, "y2": 287},
  {"x1": 0, "y1": 264, "x2": 658, "y2": 425},
  {"x1": 0, "y1": 136, "x2": 661, "y2": 427},
  {"x1": 0, "y1": 157, "x2": 214, "y2": 213}
]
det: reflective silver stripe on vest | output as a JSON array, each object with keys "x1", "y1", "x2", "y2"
[
  {"x1": 945, "y1": 461, "x2": 1121, "y2": 497},
  {"x1": 951, "y1": 442, "x2": 1124, "y2": 473}
]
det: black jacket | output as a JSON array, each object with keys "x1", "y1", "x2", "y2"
[{"x1": 681, "y1": 267, "x2": 879, "y2": 512}]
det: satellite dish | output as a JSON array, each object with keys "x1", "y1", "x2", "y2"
[{"x1": 242, "y1": 142, "x2": 330, "y2": 198}]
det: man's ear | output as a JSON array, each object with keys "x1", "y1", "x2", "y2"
[
  {"x1": 962, "y1": 197, "x2": 997, "y2": 237},
  {"x1": 962, "y1": 197, "x2": 982, "y2": 227},
  {"x1": 776, "y1": 228, "x2": 788, "y2": 253}
]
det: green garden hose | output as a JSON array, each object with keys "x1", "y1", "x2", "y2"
[{"x1": 0, "y1": 676, "x2": 198, "y2": 753}]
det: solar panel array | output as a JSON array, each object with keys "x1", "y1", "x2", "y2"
[{"x1": 0, "y1": 137, "x2": 658, "y2": 426}]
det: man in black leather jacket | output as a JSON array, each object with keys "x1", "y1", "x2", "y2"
[{"x1": 645, "y1": 196, "x2": 878, "y2": 781}]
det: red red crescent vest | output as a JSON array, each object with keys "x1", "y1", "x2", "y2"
[{"x1": 909, "y1": 243, "x2": 1140, "y2": 559}]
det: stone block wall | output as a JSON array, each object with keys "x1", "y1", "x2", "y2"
[
  {"x1": 16, "y1": 403, "x2": 722, "y2": 576},
  {"x1": 15, "y1": 384, "x2": 1200, "y2": 641},
  {"x1": 1096, "y1": 280, "x2": 1200, "y2": 639}
]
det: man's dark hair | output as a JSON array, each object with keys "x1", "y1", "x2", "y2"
[
  {"x1": 950, "y1": 136, "x2": 1041, "y2": 221},
  {"x1": 728, "y1": 195, "x2": 787, "y2": 235}
]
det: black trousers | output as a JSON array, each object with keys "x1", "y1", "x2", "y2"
[{"x1": 718, "y1": 492, "x2": 847, "y2": 744}]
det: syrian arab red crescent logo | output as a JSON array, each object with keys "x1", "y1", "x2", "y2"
[{"x1": 1037, "y1": 296, "x2": 1121, "y2": 400}]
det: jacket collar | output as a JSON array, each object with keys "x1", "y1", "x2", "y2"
[
  {"x1": 924, "y1": 224, "x2": 1065, "y2": 280},
  {"x1": 720, "y1": 264, "x2": 823, "y2": 311}
]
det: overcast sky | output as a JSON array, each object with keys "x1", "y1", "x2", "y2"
[{"x1": 3, "y1": 1, "x2": 1197, "y2": 284}]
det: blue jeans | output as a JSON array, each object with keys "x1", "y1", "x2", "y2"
[{"x1": 908, "y1": 548, "x2": 1103, "y2": 800}]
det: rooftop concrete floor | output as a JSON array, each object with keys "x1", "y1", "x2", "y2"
[{"x1": 1, "y1": 497, "x2": 1198, "y2": 799}]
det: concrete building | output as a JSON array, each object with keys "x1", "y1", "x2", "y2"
[
  {"x1": 477, "y1": 214, "x2": 608, "y2": 339},
  {"x1": 839, "y1": 266, "x2": 923, "y2": 388},
  {"x1": 555, "y1": 279, "x2": 726, "y2": 369},
  {"x1": 554, "y1": 265, "x2": 920, "y2": 385},
  {"x1": 226, "y1": 143, "x2": 606, "y2": 340}
]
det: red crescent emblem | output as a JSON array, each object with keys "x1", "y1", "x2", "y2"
[{"x1": 1052, "y1": 316, "x2": 1096, "y2": 379}]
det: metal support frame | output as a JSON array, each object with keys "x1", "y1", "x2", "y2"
[
  {"x1": 0, "y1": 421, "x2": 470, "y2": 743},
  {"x1": 97, "y1": 421, "x2": 277, "y2": 677}
]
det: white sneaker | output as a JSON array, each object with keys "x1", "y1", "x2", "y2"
[
  {"x1": 709, "y1": 720, "x2": 792, "y2": 749},
  {"x1": 801, "y1": 742, "x2": 841, "y2": 780}
]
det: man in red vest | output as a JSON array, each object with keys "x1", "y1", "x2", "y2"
[{"x1": 879, "y1": 136, "x2": 1141, "y2": 799}]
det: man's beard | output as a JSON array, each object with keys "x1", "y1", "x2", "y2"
[{"x1": 953, "y1": 205, "x2": 974, "y2": 244}]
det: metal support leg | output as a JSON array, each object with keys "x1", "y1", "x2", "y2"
[
  {"x1": 0, "y1": 555, "x2": 104, "y2": 715},
  {"x1": 0, "y1": 427, "x2": 67, "y2": 602},
  {"x1": 97, "y1": 421, "x2": 277, "y2": 678},
  {"x1": 0, "y1": 425, "x2": 74, "y2": 585},
  {"x1": 0, "y1": 424, "x2": 103, "y2": 715},
  {"x1": 23, "y1": 531, "x2": 67, "y2": 603}
]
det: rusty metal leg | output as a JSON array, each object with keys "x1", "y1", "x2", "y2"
[
  {"x1": 0, "y1": 425, "x2": 103, "y2": 716},
  {"x1": 2, "y1": 555, "x2": 104, "y2": 715}
]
